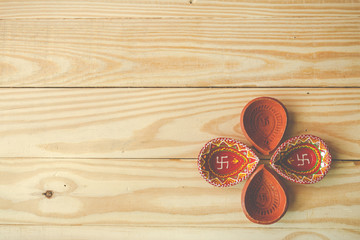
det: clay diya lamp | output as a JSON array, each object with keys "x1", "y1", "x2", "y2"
[
  {"x1": 241, "y1": 97, "x2": 288, "y2": 155},
  {"x1": 241, "y1": 164, "x2": 288, "y2": 224},
  {"x1": 270, "y1": 135, "x2": 331, "y2": 184},
  {"x1": 198, "y1": 138, "x2": 260, "y2": 187}
]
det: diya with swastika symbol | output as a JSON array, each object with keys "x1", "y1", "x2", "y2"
[
  {"x1": 270, "y1": 134, "x2": 332, "y2": 184},
  {"x1": 241, "y1": 164, "x2": 288, "y2": 224},
  {"x1": 198, "y1": 137, "x2": 260, "y2": 187},
  {"x1": 241, "y1": 97, "x2": 288, "y2": 155}
]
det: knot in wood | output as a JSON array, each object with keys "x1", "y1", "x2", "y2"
[{"x1": 43, "y1": 190, "x2": 53, "y2": 199}]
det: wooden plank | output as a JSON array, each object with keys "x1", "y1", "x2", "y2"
[
  {"x1": 0, "y1": 158, "x2": 358, "y2": 228},
  {"x1": 1, "y1": 18, "x2": 359, "y2": 87},
  {"x1": 0, "y1": 0, "x2": 359, "y2": 19},
  {"x1": 0, "y1": 226, "x2": 359, "y2": 240},
  {"x1": 0, "y1": 88, "x2": 359, "y2": 159}
]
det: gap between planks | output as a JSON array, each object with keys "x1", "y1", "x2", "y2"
[
  {"x1": 0, "y1": 157, "x2": 356, "y2": 161},
  {"x1": 0, "y1": 86, "x2": 360, "y2": 89}
]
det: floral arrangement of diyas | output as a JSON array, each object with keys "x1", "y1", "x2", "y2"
[{"x1": 197, "y1": 97, "x2": 331, "y2": 224}]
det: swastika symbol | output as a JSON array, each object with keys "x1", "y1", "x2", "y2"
[
  {"x1": 216, "y1": 156, "x2": 229, "y2": 170},
  {"x1": 260, "y1": 116, "x2": 270, "y2": 126},
  {"x1": 296, "y1": 154, "x2": 310, "y2": 166}
]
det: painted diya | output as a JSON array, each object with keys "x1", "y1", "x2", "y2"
[
  {"x1": 242, "y1": 164, "x2": 288, "y2": 224},
  {"x1": 198, "y1": 138, "x2": 259, "y2": 187},
  {"x1": 270, "y1": 135, "x2": 331, "y2": 184},
  {"x1": 241, "y1": 97, "x2": 287, "y2": 155}
]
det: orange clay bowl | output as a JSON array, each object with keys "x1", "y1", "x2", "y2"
[
  {"x1": 241, "y1": 164, "x2": 288, "y2": 224},
  {"x1": 198, "y1": 138, "x2": 259, "y2": 187},
  {"x1": 241, "y1": 97, "x2": 287, "y2": 155}
]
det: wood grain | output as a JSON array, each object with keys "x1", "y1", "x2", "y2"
[
  {"x1": 0, "y1": 0, "x2": 359, "y2": 19},
  {"x1": 0, "y1": 88, "x2": 359, "y2": 159},
  {"x1": 1, "y1": 18, "x2": 359, "y2": 87},
  {"x1": 1, "y1": 0, "x2": 359, "y2": 237},
  {"x1": 0, "y1": 226, "x2": 359, "y2": 240},
  {"x1": 0, "y1": 158, "x2": 358, "y2": 228}
]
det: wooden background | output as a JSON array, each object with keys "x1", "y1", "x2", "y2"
[{"x1": 0, "y1": 0, "x2": 359, "y2": 239}]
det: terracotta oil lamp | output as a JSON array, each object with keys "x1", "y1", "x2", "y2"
[
  {"x1": 241, "y1": 164, "x2": 288, "y2": 224},
  {"x1": 241, "y1": 97, "x2": 287, "y2": 155},
  {"x1": 270, "y1": 134, "x2": 332, "y2": 184},
  {"x1": 198, "y1": 138, "x2": 260, "y2": 187}
]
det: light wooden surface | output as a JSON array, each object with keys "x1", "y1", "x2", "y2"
[
  {"x1": 1, "y1": 0, "x2": 359, "y2": 19},
  {"x1": 1, "y1": 226, "x2": 359, "y2": 240},
  {"x1": 0, "y1": 88, "x2": 359, "y2": 159},
  {"x1": 0, "y1": 159, "x2": 359, "y2": 227},
  {"x1": 0, "y1": 0, "x2": 359, "y2": 239},
  {"x1": 1, "y1": 18, "x2": 359, "y2": 87}
]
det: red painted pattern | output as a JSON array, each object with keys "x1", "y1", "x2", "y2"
[
  {"x1": 270, "y1": 135, "x2": 331, "y2": 184},
  {"x1": 198, "y1": 138, "x2": 260, "y2": 187}
]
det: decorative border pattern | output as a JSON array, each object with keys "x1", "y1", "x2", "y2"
[
  {"x1": 270, "y1": 135, "x2": 332, "y2": 184},
  {"x1": 198, "y1": 137, "x2": 260, "y2": 187}
]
